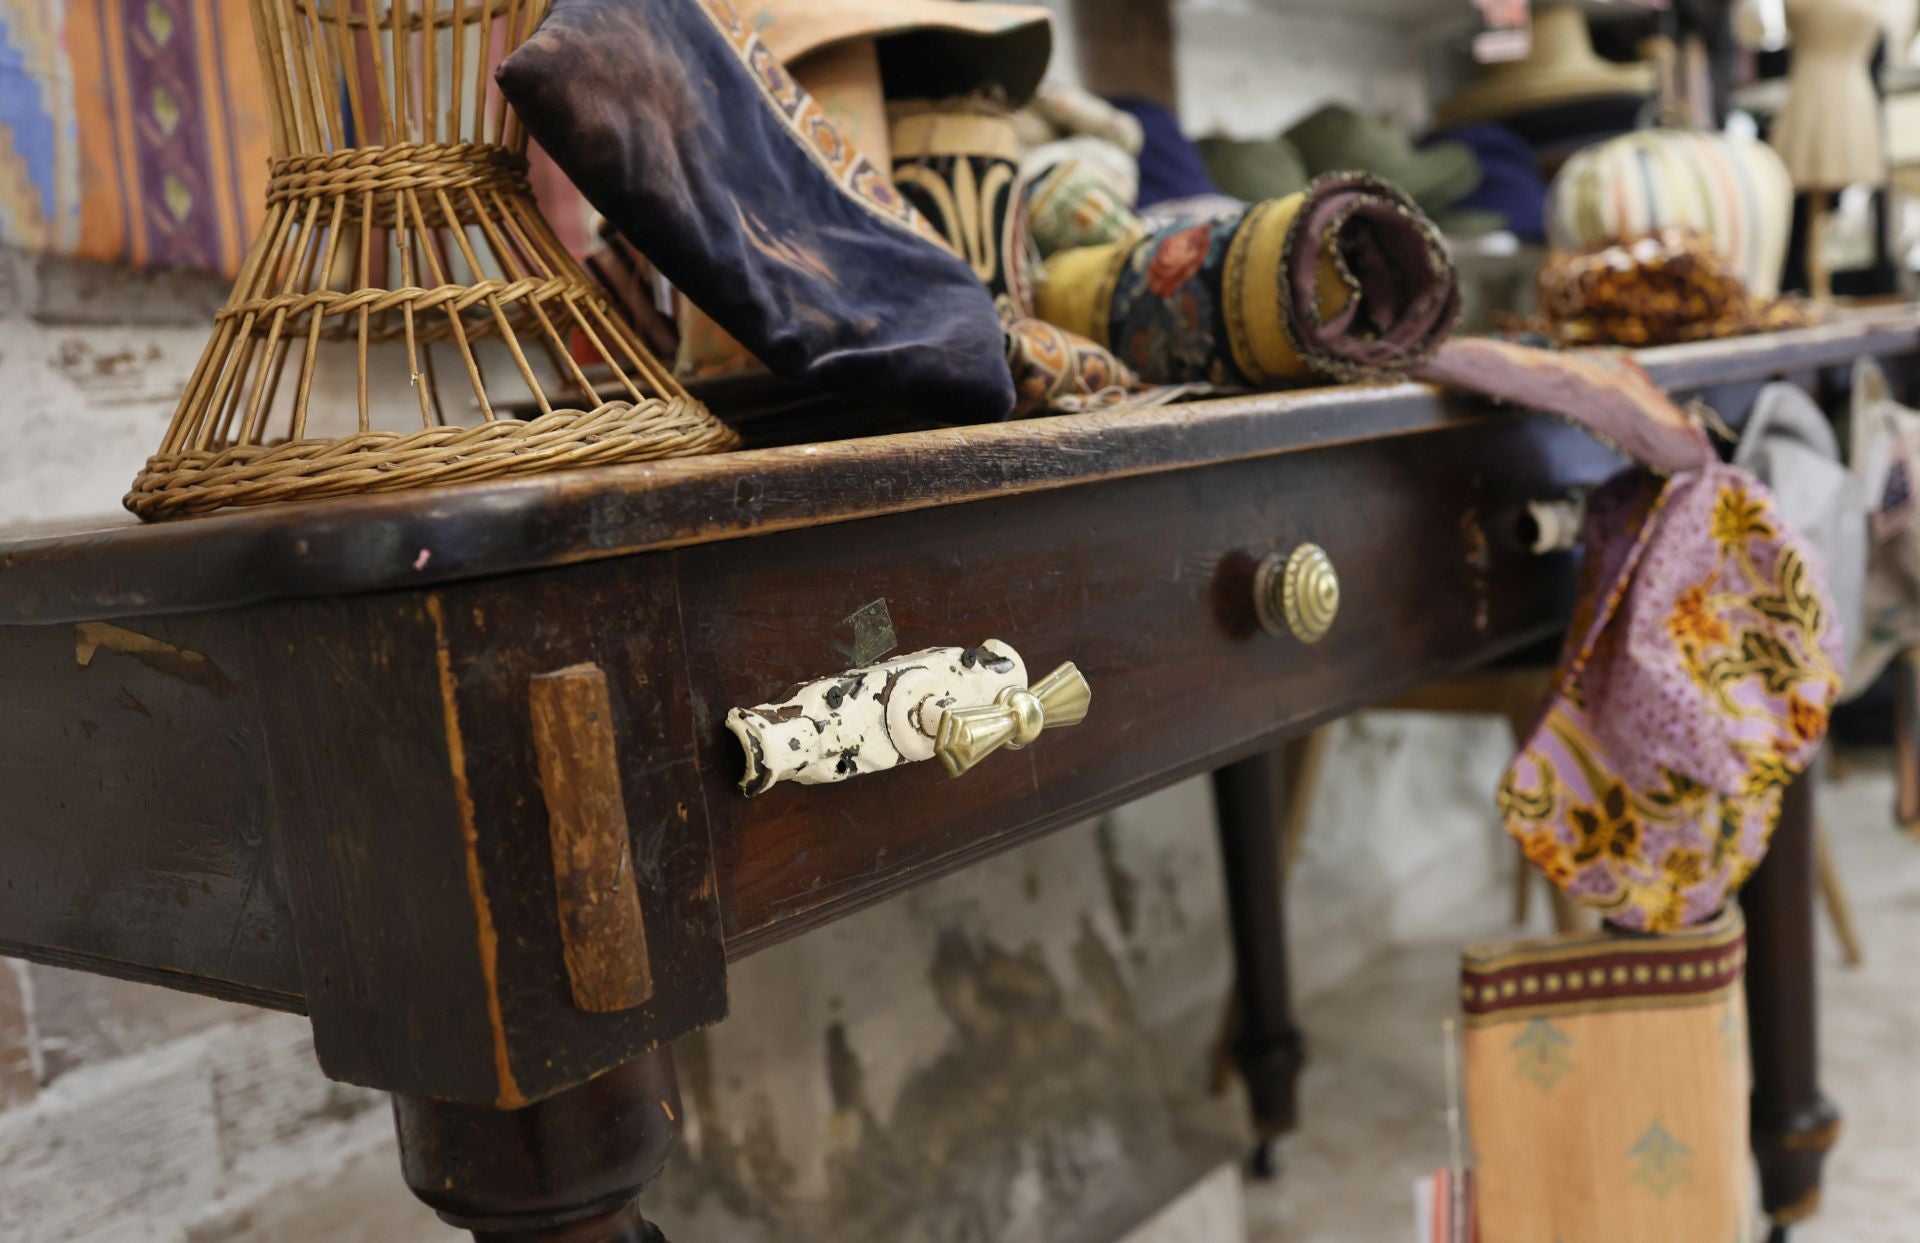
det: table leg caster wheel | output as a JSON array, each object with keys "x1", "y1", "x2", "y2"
[{"x1": 1247, "y1": 1138, "x2": 1281, "y2": 1181}]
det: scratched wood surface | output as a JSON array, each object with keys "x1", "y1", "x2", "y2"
[
  {"x1": 681, "y1": 409, "x2": 1618, "y2": 954},
  {"x1": 254, "y1": 558, "x2": 727, "y2": 1106},
  {"x1": 0, "y1": 613, "x2": 300, "y2": 1008},
  {"x1": 3, "y1": 313, "x2": 1916, "y2": 627}
]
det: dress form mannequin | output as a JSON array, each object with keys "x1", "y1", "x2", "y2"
[{"x1": 1770, "y1": 0, "x2": 1888, "y2": 297}]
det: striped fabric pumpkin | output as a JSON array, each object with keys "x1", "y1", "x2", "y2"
[{"x1": 1547, "y1": 130, "x2": 1795, "y2": 298}]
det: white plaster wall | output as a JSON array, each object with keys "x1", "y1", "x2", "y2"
[
  {"x1": 0, "y1": 250, "x2": 223, "y2": 526},
  {"x1": 1041, "y1": 0, "x2": 1431, "y2": 138},
  {"x1": 0, "y1": 247, "x2": 552, "y2": 527}
]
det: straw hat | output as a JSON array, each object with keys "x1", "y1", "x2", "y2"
[
  {"x1": 1437, "y1": 4, "x2": 1655, "y2": 127},
  {"x1": 742, "y1": 0, "x2": 1054, "y2": 103}
]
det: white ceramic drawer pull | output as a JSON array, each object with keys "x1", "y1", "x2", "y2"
[{"x1": 726, "y1": 640, "x2": 1091, "y2": 795}]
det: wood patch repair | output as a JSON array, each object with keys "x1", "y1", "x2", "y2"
[
  {"x1": 528, "y1": 664, "x2": 654, "y2": 1014},
  {"x1": 73, "y1": 621, "x2": 239, "y2": 698}
]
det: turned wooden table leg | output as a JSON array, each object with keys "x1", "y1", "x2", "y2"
[
  {"x1": 1212, "y1": 745, "x2": 1308, "y2": 1178},
  {"x1": 394, "y1": 1046, "x2": 681, "y2": 1242},
  {"x1": 1745, "y1": 770, "x2": 1839, "y2": 1237}
]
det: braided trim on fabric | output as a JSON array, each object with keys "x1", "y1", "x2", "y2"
[
  {"x1": 125, "y1": 399, "x2": 740, "y2": 520},
  {"x1": 691, "y1": 0, "x2": 954, "y2": 253}
]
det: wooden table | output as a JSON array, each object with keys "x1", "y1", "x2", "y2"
[{"x1": 5, "y1": 314, "x2": 1915, "y2": 1239}]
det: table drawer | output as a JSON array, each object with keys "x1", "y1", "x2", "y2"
[{"x1": 672, "y1": 410, "x2": 1622, "y2": 951}]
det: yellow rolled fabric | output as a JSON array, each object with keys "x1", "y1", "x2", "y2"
[{"x1": 1035, "y1": 240, "x2": 1133, "y2": 348}]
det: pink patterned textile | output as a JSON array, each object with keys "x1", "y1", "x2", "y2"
[
  {"x1": 1500, "y1": 463, "x2": 1845, "y2": 931},
  {"x1": 1419, "y1": 339, "x2": 1715, "y2": 476}
]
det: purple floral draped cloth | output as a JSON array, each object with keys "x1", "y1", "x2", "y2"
[{"x1": 1500, "y1": 464, "x2": 1846, "y2": 931}]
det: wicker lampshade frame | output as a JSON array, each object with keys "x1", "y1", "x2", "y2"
[{"x1": 125, "y1": 0, "x2": 738, "y2": 520}]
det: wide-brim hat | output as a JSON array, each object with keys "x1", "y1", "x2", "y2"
[
  {"x1": 743, "y1": 0, "x2": 1054, "y2": 104},
  {"x1": 1196, "y1": 135, "x2": 1309, "y2": 204},
  {"x1": 1284, "y1": 103, "x2": 1478, "y2": 216},
  {"x1": 1437, "y1": 5, "x2": 1655, "y2": 128}
]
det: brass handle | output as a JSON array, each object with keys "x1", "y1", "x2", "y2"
[
  {"x1": 935, "y1": 662, "x2": 1092, "y2": 777},
  {"x1": 1254, "y1": 543, "x2": 1340, "y2": 644}
]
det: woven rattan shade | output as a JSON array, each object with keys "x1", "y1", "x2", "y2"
[{"x1": 125, "y1": 0, "x2": 738, "y2": 520}]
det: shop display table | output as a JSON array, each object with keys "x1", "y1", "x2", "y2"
[{"x1": 5, "y1": 313, "x2": 1917, "y2": 1239}]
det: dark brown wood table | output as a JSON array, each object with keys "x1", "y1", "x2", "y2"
[{"x1": 4, "y1": 313, "x2": 1915, "y2": 1239}]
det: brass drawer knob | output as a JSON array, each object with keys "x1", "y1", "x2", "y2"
[
  {"x1": 1255, "y1": 543, "x2": 1340, "y2": 644},
  {"x1": 936, "y1": 662, "x2": 1092, "y2": 778}
]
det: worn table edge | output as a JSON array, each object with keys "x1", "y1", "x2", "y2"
[{"x1": 4, "y1": 311, "x2": 1916, "y2": 626}]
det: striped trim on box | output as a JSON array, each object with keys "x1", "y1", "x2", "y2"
[{"x1": 1461, "y1": 909, "x2": 1745, "y2": 1026}]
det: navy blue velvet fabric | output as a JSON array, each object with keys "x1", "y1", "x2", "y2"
[
  {"x1": 498, "y1": 0, "x2": 1014, "y2": 423},
  {"x1": 1105, "y1": 95, "x2": 1219, "y2": 209},
  {"x1": 1423, "y1": 123, "x2": 1547, "y2": 241}
]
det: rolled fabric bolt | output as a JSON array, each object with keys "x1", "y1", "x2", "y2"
[
  {"x1": 1025, "y1": 155, "x2": 1144, "y2": 257},
  {"x1": 892, "y1": 98, "x2": 1034, "y2": 319},
  {"x1": 1037, "y1": 173, "x2": 1460, "y2": 387},
  {"x1": 727, "y1": 641, "x2": 1027, "y2": 795}
]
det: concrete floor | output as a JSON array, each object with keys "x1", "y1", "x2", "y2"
[{"x1": 1241, "y1": 752, "x2": 1920, "y2": 1243}]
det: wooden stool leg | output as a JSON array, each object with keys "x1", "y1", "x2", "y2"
[
  {"x1": 1893, "y1": 650, "x2": 1920, "y2": 835},
  {"x1": 1511, "y1": 842, "x2": 1534, "y2": 927},
  {"x1": 1277, "y1": 727, "x2": 1331, "y2": 872},
  {"x1": 1548, "y1": 886, "x2": 1588, "y2": 935},
  {"x1": 1212, "y1": 746, "x2": 1308, "y2": 1178},
  {"x1": 1745, "y1": 771, "x2": 1840, "y2": 1232},
  {"x1": 394, "y1": 1046, "x2": 681, "y2": 1242},
  {"x1": 1814, "y1": 820, "x2": 1864, "y2": 968}
]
